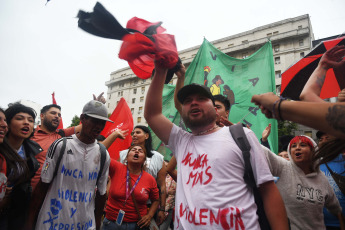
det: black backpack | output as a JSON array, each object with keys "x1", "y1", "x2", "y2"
[
  {"x1": 229, "y1": 124, "x2": 271, "y2": 230},
  {"x1": 52, "y1": 137, "x2": 107, "y2": 185}
]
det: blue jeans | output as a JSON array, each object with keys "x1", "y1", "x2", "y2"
[{"x1": 102, "y1": 217, "x2": 137, "y2": 230}]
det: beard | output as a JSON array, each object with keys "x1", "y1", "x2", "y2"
[
  {"x1": 182, "y1": 107, "x2": 217, "y2": 130},
  {"x1": 43, "y1": 117, "x2": 59, "y2": 132}
]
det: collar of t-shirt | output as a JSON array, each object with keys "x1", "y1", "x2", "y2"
[{"x1": 17, "y1": 145, "x2": 26, "y2": 159}]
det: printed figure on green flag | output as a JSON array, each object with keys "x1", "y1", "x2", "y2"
[{"x1": 151, "y1": 38, "x2": 278, "y2": 158}]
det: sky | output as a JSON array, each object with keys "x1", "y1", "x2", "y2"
[{"x1": 1, "y1": 0, "x2": 344, "y2": 126}]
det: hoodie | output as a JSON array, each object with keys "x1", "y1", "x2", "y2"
[{"x1": 263, "y1": 136, "x2": 341, "y2": 230}]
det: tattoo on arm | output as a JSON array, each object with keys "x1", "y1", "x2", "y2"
[
  {"x1": 316, "y1": 75, "x2": 326, "y2": 89},
  {"x1": 326, "y1": 105, "x2": 345, "y2": 135}
]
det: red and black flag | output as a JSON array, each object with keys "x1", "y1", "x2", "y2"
[
  {"x1": 281, "y1": 36, "x2": 345, "y2": 100},
  {"x1": 77, "y1": 2, "x2": 180, "y2": 82}
]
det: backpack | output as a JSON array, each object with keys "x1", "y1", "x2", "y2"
[
  {"x1": 229, "y1": 124, "x2": 271, "y2": 230},
  {"x1": 52, "y1": 137, "x2": 107, "y2": 186}
]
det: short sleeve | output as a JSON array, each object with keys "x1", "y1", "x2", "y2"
[
  {"x1": 119, "y1": 149, "x2": 128, "y2": 164},
  {"x1": 244, "y1": 129, "x2": 274, "y2": 186},
  {"x1": 41, "y1": 138, "x2": 65, "y2": 183}
]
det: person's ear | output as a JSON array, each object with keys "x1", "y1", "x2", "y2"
[{"x1": 145, "y1": 133, "x2": 149, "y2": 140}]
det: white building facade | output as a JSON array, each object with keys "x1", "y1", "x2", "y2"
[{"x1": 106, "y1": 14, "x2": 314, "y2": 130}]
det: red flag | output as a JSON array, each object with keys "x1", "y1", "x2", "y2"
[
  {"x1": 100, "y1": 98, "x2": 133, "y2": 160},
  {"x1": 52, "y1": 92, "x2": 64, "y2": 129}
]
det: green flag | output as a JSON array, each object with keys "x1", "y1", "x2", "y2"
[{"x1": 151, "y1": 38, "x2": 278, "y2": 159}]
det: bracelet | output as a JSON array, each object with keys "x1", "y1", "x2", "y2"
[
  {"x1": 278, "y1": 98, "x2": 286, "y2": 121},
  {"x1": 272, "y1": 99, "x2": 280, "y2": 119}
]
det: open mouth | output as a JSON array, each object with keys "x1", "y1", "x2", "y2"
[
  {"x1": 190, "y1": 108, "x2": 201, "y2": 115},
  {"x1": 133, "y1": 154, "x2": 139, "y2": 159},
  {"x1": 295, "y1": 152, "x2": 302, "y2": 157},
  {"x1": 21, "y1": 127, "x2": 30, "y2": 134}
]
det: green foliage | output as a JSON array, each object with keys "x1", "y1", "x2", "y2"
[
  {"x1": 278, "y1": 120, "x2": 297, "y2": 137},
  {"x1": 69, "y1": 115, "x2": 80, "y2": 127}
]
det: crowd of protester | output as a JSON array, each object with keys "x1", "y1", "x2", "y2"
[{"x1": 0, "y1": 44, "x2": 344, "y2": 230}]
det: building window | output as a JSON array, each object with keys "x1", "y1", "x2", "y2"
[
  {"x1": 298, "y1": 25, "x2": 302, "y2": 29},
  {"x1": 275, "y1": 57, "x2": 280, "y2": 65},
  {"x1": 133, "y1": 88, "x2": 137, "y2": 94},
  {"x1": 121, "y1": 91, "x2": 123, "y2": 96},
  {"x1": 109, "y1": 94, "x2": 111, "y2": 99},
  {"x1": 134, "y1": 80, "x2": 138, "y2": 85},
  {"x1": 131, "y1": 108, "x2": 134, "y2": 114},
  {"x1": 242, "y1": 40, "x2": 249, "y2": 44},
  {"x1": 138, "y1": 107, "x2": 143, "y2": 114},
  {"x1": 228, "y1": 43, "x2": 234, "y2": 47},
  {"x1": 275, "y1": 71, "x2": 281, "y2": 78},
  {"x1": 274, "y1": 44, "x2": 280, "y2": 52},
  {"x1": 141, "y1": 79, "x2": 146, "y2": 84},
  {"x1": 118, "y1": 92, "x2": 121, "y2": 96},
  {"x1": 299, "y1": 39, "x2": 304, "y2": 47},
  {"x1": 300, "y1": 52, "x2": 305, "y2": 58},
  {"x1": 108, "y1": 103, "x2": 110, "y2": 108},
  {"x1": 242, "y1": 52, "x2": 248, "y2": 59},
  {"x1": 304, "y1": 131, "x2": 312, "y2": 137},
  {"x1": 141, "y1": 87, "x2": 145, "y2": 94},
  {"x1": 140, "y1": 96, "x2": 144, "y2": 102},
  {"x1": 119, "y1": 83, "x2": 124, "y2": 88},
  {"x1": 267, "y1": 32, "x2": 272, "y2": 37},
  {"x1": 137, "y1": 117, "x2": 142, "y2": 123},
  {"x1": 132, "y1": 98, "x2": 136, "y2": 104}
]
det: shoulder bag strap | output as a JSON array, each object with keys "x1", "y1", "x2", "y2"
[
  {"x1": 96, "y1": 143, "x2": 107, "y2": 185},
  {"x1": 229, "y1": 124, "x2": 256, "y2": 188},
  {"x1": 129, "y1": 178, "x2": 142, "y2": 220}
]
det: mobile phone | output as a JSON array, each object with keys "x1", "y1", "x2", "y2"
[{"x1": 116, "y1": 209, "x2": 125, "y2": 225}]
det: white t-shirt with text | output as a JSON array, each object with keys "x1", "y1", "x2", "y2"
[{"x1": 168, "y1": 125, "x2": 273, "y2": 230}]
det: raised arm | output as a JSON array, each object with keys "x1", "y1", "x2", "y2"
[
  {"x1": 166, "y1": 156, "x2": 177, "y2": 181},
  {"x1": 100, "y1": 129, "x2": 128, "y2": 149},
  {"x1": 300, "y1": 45, "x2": 345, "y2": 102},
  {"x1": 251, "y1": 92, "x2": 345, "y2": 139},
  {"x1": 144, "y1": 64, "x2": 173, "y2": 144},
  {"x1": 174, "y1": 64, "x2": 186, "y2": 115}
]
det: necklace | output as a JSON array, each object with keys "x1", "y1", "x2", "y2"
[{"x1": 196, "y1": 125, "x2": 219, "y2": 136}]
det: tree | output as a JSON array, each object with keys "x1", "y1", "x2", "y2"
[
  {"x1": 69, "y1": 115, "x2": 80, "y2": 127},
  {"x1": 278, "y1": 120, "x2": 298, "y2": 137}
]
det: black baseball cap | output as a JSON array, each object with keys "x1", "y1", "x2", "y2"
[{"x1": 177, "y1": 83, "x2": 215, "y2": 105}]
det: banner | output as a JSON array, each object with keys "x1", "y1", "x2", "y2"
[
  {"x1": 151, "y1": 38, "x2": 278, "y2": 159},
  {"x1": 100, "y1": 98, "x2": 133, "y2": 160}
]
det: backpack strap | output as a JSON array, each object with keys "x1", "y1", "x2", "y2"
[
  {"x1": 96, "y1": 143, "x2": 107, "y2": 185},
  {"x1": 229, "y1": 124, "x2": 256, "y2": 188},
  {"x1": 52, "y1": 137, "x2": 67, "y2": 180},
  {"x1": 229, "y1": 124, "x2": 272, "y2": 230}
]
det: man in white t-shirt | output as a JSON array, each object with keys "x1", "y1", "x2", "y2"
[
  {"x1": 26, "y1": 100, "x2": 112, "y2": 230},
  {"x1": 144, "y1": 63, "x2": 289, "y2": 229}
]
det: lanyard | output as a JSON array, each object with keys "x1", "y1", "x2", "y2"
[{"x1": 124, "y1": 167, "x2": 142, "y2": 205}]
